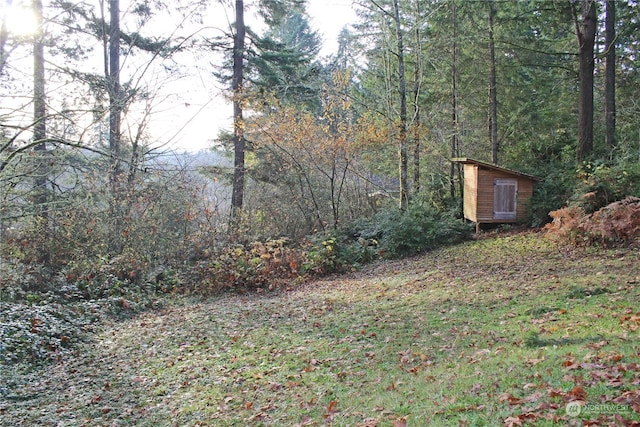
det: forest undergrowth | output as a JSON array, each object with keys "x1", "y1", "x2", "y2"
[{"x1": 1, "y1": 231, "x2": 639, "y2": 426}]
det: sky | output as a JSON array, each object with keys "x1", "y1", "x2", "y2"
[
  {"x1": 307, "y1": 0, "x2": 358, "y2": 57},
  {"x1": 0, "y1": 0, "x2": 359, "y2": 153},
  {"x1": 164, "y1": 0, "x2": 359, "y2": 153}
]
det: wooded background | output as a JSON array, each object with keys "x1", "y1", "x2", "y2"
[{"x1": 1, "y1": 0, "x2": 639, "y2": 293}]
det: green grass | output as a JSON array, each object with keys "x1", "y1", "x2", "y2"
[{"x1": 2, "y1": 232, "x2": 639, "y2": 426}]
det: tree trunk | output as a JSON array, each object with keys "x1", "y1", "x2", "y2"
[
  {"x1": 573, "y1": 0, "x2": 597, "y2": 162},
  {"x1": 450, "y1": 2, "x2": 459, "y2": 201},
  {"x1": 488, "y1": 1, "x2": 499, "y2": 164},
  {"x1": 33, "y1": 0, "x2": 46, "y2": 203},
  {"x1": 108, "y1": 0, "x2": 121, "y2": 184},
  {"x1": 230, "y1": 0, "x2": 246, "y2": 227},
  {"x1": 412, "y1": 0, "x2": 421, "y2": 193},
  {"x1": 392, "y1": 0, "x2": 409, "y2": 212},
  {"x1": 33, "y1": 0, "x2": 49, "y2": 263},
  {"x1": 0, "y1": 0, "x2": 9, "y2": 75},
  {"x1": 107, "y1": 0, "x2": 123, "y2": 254},
  {"x1": 604, "y1": 0, "x2": 616, "y2": 152}
]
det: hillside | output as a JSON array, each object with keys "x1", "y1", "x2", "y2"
[{"x1": 2, "y1": 232, "x2": 639, "y2": 426}]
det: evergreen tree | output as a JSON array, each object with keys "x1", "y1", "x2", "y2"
[
  {"x1": 604, "y1": 0, "x2": 616, "y2": 152},
  {"x1": 32, "y1": 0, "x2": 49, "y2": 262},
  {"x1": 573, "y1": 0, "x2": 597, "y2": 162},
  {"x1": 230, "y1": 0, "x2": 246, "y2": 225},
  {"x1": 249, "y1": 10, "x2": 322, "y2": 111}
]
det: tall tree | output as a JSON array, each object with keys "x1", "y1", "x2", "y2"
[
  {"x1": 604, "y1": 0, "x2": 616, "y2": 152},
  {"x1": 230, "y1": 0, "x2": 246, "y2": 226},
  {"x1": 0, "y1": 0, "x2": 9, "y2": 75},
  {"x1": 32, "y1": 0, "x2": 49, "y2": 262},
  {"x1": 106, "y1": 0, "x2": 124, "y2": 253},
  {"x1": 411, "y1": 0, "x2": 423, "y2": 193},
  {"x1": 488, "y1": 0, "x2": 498, "y2": 164},
  {"x1": 33, "y1": 0, "x2": 46, "y2": 199},
  {"x1": 449, "y1": 1, "x2": 459, "y2": 200},
  {"x1": 572, "y1": 0, "x2": 597, "y2": 162},
  {"x1": 249, "y1": 10, "x2": 322, "y2": 111},
  {"x1": 392, "y1": 0, "x2": 409, "y2": 212},
  {"x1": 352, "y1": 0, "x2": 412, "y2": 210},
  {"x1": 108, "y1": 0, "x2": 121, "y2": 188}
]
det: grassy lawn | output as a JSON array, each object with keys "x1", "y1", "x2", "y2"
[{"x1": 2, "y1": 232, "x2": 639, "y2": 426}]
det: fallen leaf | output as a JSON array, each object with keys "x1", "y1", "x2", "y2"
[
  {"x1": 566, "y1": 385, "x2": 587, "y2": 401},
  {"x1": 323, "y1": 400, "x2": 339, "y2": 419},
  {"x1": 499, "y1": 393, "x2": 523, "y2": 405},
  {"x1": 504, "y1": 416, "x2": 522, "y2": 427},
  {"x1": 585, "y1": 340, "x2": 608, "y2": 350},
  {"x1": 399, "y1": 348, "x2": 412, "y2": 365}
]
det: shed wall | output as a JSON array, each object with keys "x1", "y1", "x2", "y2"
[
  {"x1": 475, "y1": 167, "x2": 534, "y2": 223},
  {"x1": 462, "y1": 164, "x2": 478, "y2": 222},
  {"x1": 515, "y1": 178, "x2": 534, "y2": 220}
]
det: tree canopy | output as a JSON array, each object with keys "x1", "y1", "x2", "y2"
[{"x1": 1, "y1": 0, "x2": 640, "y2": 285}]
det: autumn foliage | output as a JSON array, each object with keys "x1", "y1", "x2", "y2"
[
  {"x1": 186, "y1": 238, "x2": 304, "y2": 294},
  {"x1": 545, "y1": 196, "x2": 640, "y2": 247}
]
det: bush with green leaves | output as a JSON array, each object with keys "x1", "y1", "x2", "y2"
[
  {"x1": 0, "y1": 301, "x2": 101, "y2": 366},
  {"x1": 303, "y1": 232, "x2": 378, "y2": 275},
  {"x1": 187, "y1": 238, "x2": 305, "y2": 294},
  {"x1": 303, "y1": 200, "x2": 471, "y2": 274},
  {"x1": 524, "y1": 162, "x2": 577, "y2": 227},
  {"x1": 371, "y1": 201, "x2": 471, "y2": 259},
  {"x1": 570, "y1": 161, "x2": 640, "y2": 214}
]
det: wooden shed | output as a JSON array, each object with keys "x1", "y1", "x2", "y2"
[{"x1": 452, "y1": 158, "x2": 540, "y2": 231}]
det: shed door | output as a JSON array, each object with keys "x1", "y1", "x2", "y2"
[{"x1": 493, "y1": 178, "x2": 517, "y2": 220}]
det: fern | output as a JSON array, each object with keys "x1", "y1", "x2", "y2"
[{"x1": 546, "y1": 197, "x2": 640, "y2": 247}]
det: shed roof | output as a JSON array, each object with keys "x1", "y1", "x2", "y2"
[{"x1": 452, "y1": 157, "x2": 541, "y2": 181}]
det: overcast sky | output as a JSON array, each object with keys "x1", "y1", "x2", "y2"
[
  {"x1": 168, "y1": 0, "x2": 359, "y2": 153},
  {"x1": 0, "y1": 0, "x2": 360, "y2": 153},
  {"x1": 307, "y1": 0, "x2": 357, "y2": 56}
]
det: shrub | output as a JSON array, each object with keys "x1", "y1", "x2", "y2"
[
  {"x1": 545, "y1": 197, "x2": 640, "y2": 247},
  {"x1": 543, "y1": 206, "x2": 585, "y2": 245},
  {"x1": 302, "y1": 200, "x2": 471, "y2": 275},
  {"x1": 303, "y1": 232, "x2": 378, "y2": 275},
  {"x1": 571, "y1": 161, "x2": 640, "y2": 214},
  {"x1": 0, "y1": 259, "x2": 52, "y2": 302},
  {"x1": 581, "y1": 197, "x2": 640, "y2": 245},
  {"x1": 187, "y1": 238, "x2": 305, "y2": 294},
  {"x1": 372, "y1": 201, "x2": 471, "y2": 259},
  {"x1": 524, "y1": 164, "x2": 577, "y2": 227}
]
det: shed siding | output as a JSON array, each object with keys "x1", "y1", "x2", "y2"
[
  {"x1": 457, "y1": 158, "x2": 537, "y2": 225},
  {"x1": 463, "y1": 164, "x2": 478, "y2": 222},
  {"x1": 516, "y1": 179, "x2": 534, "y2": 220},
  {"x1": 476, "y1": 168, "x2": 533, "y2": 223}
]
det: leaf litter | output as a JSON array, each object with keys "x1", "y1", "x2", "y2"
[{"x1": 1, "y1": 231, "x2": 640, "y2": 426}]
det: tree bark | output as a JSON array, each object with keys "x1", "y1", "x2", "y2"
[
  {"x1": 450, "y1": 2, "x2": 460, "y2": 201},
  {"x1": 230, "y1": 0, "x2": 246, "y2": 227},
  {"x1": 412, "y1": 0, "x2": 421, "y2": 193},
  {"x1": 107, "y1": 0, "x2": 123, "y2": 254},
  {"x1": 392, "y1": 0, "x2": 409, "y2": 212},
  {"x1": 604, "y1": 0, "x2": 616, "y2": 152},
  {"x1": 573, "y1": 0, "x2": 597, "y2": 162},
  {"x1": 0, "y1": 0, "x2": 9, "y2": 75},
  {"x1": 33, "y1": 0, "x2": 49, "y2": 263},
  {"x1": 108, "y1": 0, "x2": 121, "y2": 183},
  {"x1": 488, "y1": 1, "x2": 499, "y2": 164}
]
